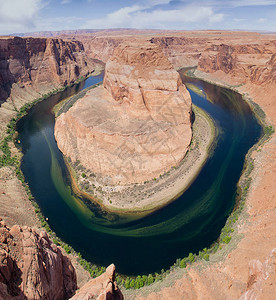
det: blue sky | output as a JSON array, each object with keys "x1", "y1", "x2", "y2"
[{"x1": 0, "y1": 0, "x2": 275, "y2": 35}]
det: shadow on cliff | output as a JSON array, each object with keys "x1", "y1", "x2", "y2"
[
  {"x1": 0, "y1": 257, "x2": 23, "y2": 299},
  {"x1": 0, "y1": 60, "x2": 17, "y2": 107}
]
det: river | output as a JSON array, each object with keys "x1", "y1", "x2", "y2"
[{"x1": 16, "y1": 71, "x2": 262, "y2": 275}]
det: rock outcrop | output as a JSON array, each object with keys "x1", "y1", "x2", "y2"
[
  {"x1": 0, "y1": 219, "x2": 77, "y2": 299},
  {"x1": 55, "y1": 42, "x2": 192, "y2": 185},
  {"x1": 70, "y1": 264, "x2": 123, "y2": 300}
]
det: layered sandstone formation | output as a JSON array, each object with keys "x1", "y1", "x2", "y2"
[
  {"x1": 123, "y1": 32, "x2": 276, "y2": 300},
  {"x1": 71, "y1": 264, "x2": 123, "y2": 300},
  {"x1": 54, "y1": 30, "x2": 275, "y2": 86},
  {"x1": 198, "y1": 42, "x2": 276, "y2": 85},
  {"x1": 55, "y1": 42, "x2": 192, "y2": 185},
  {"x1": 0, "y1": 219, "x2": 77, "y2": 299},
  {"x1": 0, "y1": 36, "x2": 95, "y2": 138}
]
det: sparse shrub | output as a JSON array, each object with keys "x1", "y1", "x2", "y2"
[
  {"x1": 188, "y1": 253, "x2": 195, "y2": 263},
  {"x1": 63, "y1": 244, "x2": 71, "y2": 254},
  {"x1": 203, "y1": 254, "x2": 209, "y2": 261},
  {"x1": 180, "y1": 258, "x2": 187, "y2": 268},
  {"x1": 222, "y1": 236, "x2": 231, "y2": 244}
]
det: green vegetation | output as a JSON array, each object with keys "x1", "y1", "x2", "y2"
[
  {"x1": 179, "y1": 259, "x2": 187, "y2": 268},
  {"x1": 188, "y1": 252, "x2": 195, "y2": 263},
  {"x1": 264, "y1": 125, "x2": 274, "y2": 136}
]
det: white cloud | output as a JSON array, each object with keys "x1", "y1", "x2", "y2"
[
  {"x1": 145, "y1": 0, "x2": 172, "y2": 6},
  {"x1": 61, "y1": 0, "x2": 71, "y2": 4},
  {"x1": 233, "y1": 18, "x2": 246, "y2": 22},
  {"x1": 222, "y1": 0, "x2": 276, "y2": 7},
  {"x1": 83, "y1": 4, "x2": 224, "y2": 29},
  {"x1": 257, "y1": 18, "x2": 267, "y2": 23},
  {"x1": 0, "y1": 0, "x2": 45, "y2": 34}
]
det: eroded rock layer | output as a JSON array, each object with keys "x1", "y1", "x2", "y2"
[{"x1": 55, "y1": 42, "x2": 192, "y2": 185}]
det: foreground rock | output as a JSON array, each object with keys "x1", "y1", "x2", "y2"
[
  {"x1": 71, "y1": 264, "x2": 123, "y2": 300},
  {"x1": 0, "y1": 219, "x2": 77, "y2": 299},
  {"x1": 55, "y1": 41, "x2": 192, "y2": 185}
]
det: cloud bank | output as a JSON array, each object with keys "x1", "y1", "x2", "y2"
[
  {"x1": 0, "y1": 0, "x2": 44, "y2": 34},
  {"x1": 83, "y1": 4, "x2": 224, "y2": 30},
  {"x1": 0, "y1": 0, "x2": 275, "y2": 35}
]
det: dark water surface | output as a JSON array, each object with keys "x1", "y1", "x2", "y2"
[{"x1": 17, "y1": 71, "x2": 262, "y2": 275}]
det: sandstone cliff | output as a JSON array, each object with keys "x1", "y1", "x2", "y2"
[
  {"x1": 198, "y1": 41, "x2": 276, "y2": 85},
  {"x1": 0, "y1": 36, "x2": 95, "y2": 138},
  {"x1": 0, "y1": 219, "x2": 77, "y2": 300},
  {"x1": 55, "y1": 42, "x2": 192, "y2": 185},
  {"x1": 0, "y1": 36, "x2": 94, "y2": 101}
]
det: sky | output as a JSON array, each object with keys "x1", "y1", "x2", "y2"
[{"x1": 0, "y1": 0, "x2": 275, "y2": 35}]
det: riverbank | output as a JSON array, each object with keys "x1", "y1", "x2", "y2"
[
  {"x1": 125, "y1": 71, "x2": 276, "y2": 299},
  {"x1": 0, "y1": 64, "x2": 103, "y2": 228},
  {"x1": 52, "y1": 64, "x2": 104, "y2": 116},
  {"x1": 63, "y1": 102, "x2": 217, "y2": 214},
  {"x1": 0, "y1": 69, "x2": 104, "y2": 289}
]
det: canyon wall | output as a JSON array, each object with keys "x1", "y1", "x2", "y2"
[
  {"x1": 0, "y1": 36, "x2": 95, "y2": 138},
  {"x1": 198, "y1": 41, "x2": 276, "y2": 86},
  {"x1": 56, "y1": 30, "x2": 275, "y2": 88},
  {"x1": 55, "y1": 42, "x2": 192, "y2": 185}
]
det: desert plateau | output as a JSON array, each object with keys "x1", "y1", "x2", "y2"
[{"x1": 0, "y1": 1, "x2": 276, "y2": 299}]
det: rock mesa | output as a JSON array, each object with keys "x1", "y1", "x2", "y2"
[{"x1": 55, "y1": 42, "x2": 192, "y2": 185}]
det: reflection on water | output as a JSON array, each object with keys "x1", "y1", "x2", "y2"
[{"x1": 17, "y1": 71, "x2": 262, "y2": 275}]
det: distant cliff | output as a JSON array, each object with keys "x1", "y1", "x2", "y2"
[
  {"x1": 198, "y1": 42, "x2": 276, "y2": 85},
  {"x1": 59, "y1": 31, "x2": 275, "y2": 87}
]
